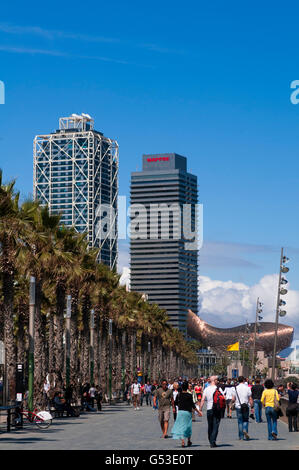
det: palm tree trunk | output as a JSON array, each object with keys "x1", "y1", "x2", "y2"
[
  {"x1": 100, "y1": 320, "x2": 108, "y2": 397},
  {"x1": 16, "y1": 310, "x2": 25, "y2": 364},
  {"x1": 170, "y1": 349, "x2": 175, "y2": 379},
  {"x1": 48, "y1": 311, "x2": 55, "y2": 373},
  {"x1": 116, "y1": 328, "x2": 122, "y2": 394},
  {"x1": 131, "y1": 330, "x2": 136, "y2": 380},
  {"x1": 34, "y1": 281, "x2": 44, "y2": 404},
  {"x1": 2, "y1": 270, "x2": 16, "y2": 403},
  {"x1": 94, "y1": 308, "x2": 100, "y2": 386},
  {"x1": 124, "y1": 330, "x2": 131, "y2": 384},
  {"x1": 152, "y1": 336, "x2": 157, "y2": 381},
  {"x1": 70, "y1": 291, "x2": 79, "y2": 387},
  {"x1": 55, "y1": 282, "x2": 65, "y2": 388},
  {"x1": 82, "y1": 306, "x2": 90, "y2": 385},
  {"x1": 121, "y1": 330, "x2": 126, "y2": 394}
]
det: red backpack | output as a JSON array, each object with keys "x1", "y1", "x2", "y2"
[{"x1": 212, "y1": 387, "x2": 226, "y2": 412}]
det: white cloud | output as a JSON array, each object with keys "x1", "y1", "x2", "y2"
[
  {"x1": 199, "y1": 274, "x2": 299, "y2": 340},
  {"x1": 119, "y1": 266, "x2": 299, "y2": 340}
]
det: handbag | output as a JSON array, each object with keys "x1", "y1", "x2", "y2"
[
  {"x1": 274, "y1": 391, "x2": 283, "y2": 418},
  {"x1": 234, "y1": 386, "x2": 249, "y2": 420}
]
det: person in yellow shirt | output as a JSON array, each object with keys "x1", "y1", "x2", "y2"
[{"x1": 261, "y1": 379, "x2": 280, "y2": 440}]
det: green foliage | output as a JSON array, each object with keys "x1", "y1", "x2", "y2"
[
  {"x1": 0, "y1": 168, "x2": 198, "y2": 371},
  {"x1": 282, "y1": 376, "x2": 299, "y2": 387}
]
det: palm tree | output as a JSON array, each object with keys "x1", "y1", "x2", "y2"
[
  {"x1": 64, "y1": 232, "x2": 94, "y2": 388},
  {"x1": 0, "y1": 170, "x2": 31, "y2": 401},
  {"x1": 0, "y1": 168, "x2": 201, "y2": 401},
  {"x1": 49, "y1": 225, "x2": 76, "y2": 387},
  {"x1": 14, "y1": 277, "x2": 29, "y2": 366},
  {"x1": 18, "y1": 202, "x2": 61, "y2": 402}
]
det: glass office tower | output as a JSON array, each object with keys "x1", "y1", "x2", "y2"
[
  {"x1": 130, "y1": 153, "x2": 198, "y2": 333},
  {"x1": 33, "y1": 114, "x2": 118, "y2": 270}
]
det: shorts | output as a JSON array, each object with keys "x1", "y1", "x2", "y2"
[
  {"x1": 159, "y1": 409, "x2": 170, "y2": 423},
  {"x1": 226, "y1": 399, "x2": 232, "y2": 405}
]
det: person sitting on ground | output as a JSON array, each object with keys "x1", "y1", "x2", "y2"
[
  {"x1": 53, "y1": 391, "x2": 77, "y2": 417},
  {"x1": 82, "y1": 390, "x2": 96, "y2": 412}
]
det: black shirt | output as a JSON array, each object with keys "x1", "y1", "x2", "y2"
[
  {"x1": 288, "y1": 390, "x2": 299, "y2": 404},
  {"x1": 175, "y1": 392, "x2": 196, "y2": 413},
  {"x1": 251, "y1": 384, "x2": 264, "y2": 400}
]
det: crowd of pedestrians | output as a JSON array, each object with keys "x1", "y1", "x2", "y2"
[
  {"x1": 125, "y1": 375, "x2": 298, "y2": 448},
  {"x1": 36, "y1": 371, "x2": 299, "y2": 448}
]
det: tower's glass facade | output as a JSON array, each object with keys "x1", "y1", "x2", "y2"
[
  {"x1": 33, "y1": 114, "x2": 118, "y2": 270},
  {"x1": 130, "y1": 153, "x2": 198, "y2": 333}
]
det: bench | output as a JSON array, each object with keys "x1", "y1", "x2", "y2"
[{"x1": 50, "y1": 404, "x2": 81, "y2": 418}]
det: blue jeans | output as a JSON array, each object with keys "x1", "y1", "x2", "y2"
[
  {"x1": 265, "y1": 407, "x2": 278, "y2": 439},
  {"x1": 236, "y1": 408, "x2": 249, "y2": 439},
  {"x1": 207, "y1": 409, "x2": 221, "y2": 445},
  {"x1": 254, "y1": 399, "x2": 262, "y2": 423}
]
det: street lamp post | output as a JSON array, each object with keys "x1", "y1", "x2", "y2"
[
  {"x1": 271, "y1": 247, "x2": 290, "y2": 381},
  {"x1": 28, "y1": 276, "x2": 35, "y2": 412},
  {"x1": 251, "y1": 298, "x2": 263, "y2": 379},
  {"x1": 147, "y1": 341, "x2": 151, "y2": 382}
]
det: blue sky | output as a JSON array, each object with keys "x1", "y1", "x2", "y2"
[{"x1": 0, "y1": 1, "x2": 299, "y2": 335}]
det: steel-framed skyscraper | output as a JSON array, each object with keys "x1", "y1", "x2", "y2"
[
  {"x1": 130, "y1": 153, "x2": 198, "y2": 333},
  {"x1": 33, "y1": 114, "x2": 118, "y2": 270}
]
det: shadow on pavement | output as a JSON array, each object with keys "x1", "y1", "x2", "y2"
[{"x1": 0, "y1": 437, "x2": 55, "y2": 443}]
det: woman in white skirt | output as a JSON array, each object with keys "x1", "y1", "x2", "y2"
[{"x1": 171, "y1": 381, "x2": 202, "y2": 447}]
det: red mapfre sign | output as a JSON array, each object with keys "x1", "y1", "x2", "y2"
[{"x1": 147, "y1": 157, "x2": 169, "y2": 162}]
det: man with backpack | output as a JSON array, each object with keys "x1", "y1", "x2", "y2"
[
  {"x1": 199, "y1": 375, "x2": 225, "y2": 448},
  {"x1": 231, "y1": 376, "x2": 253, "y2": 440}
]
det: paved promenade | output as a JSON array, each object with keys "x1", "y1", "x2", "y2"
[{"x1": 0, "y1": 402, "x2": 298, "y2": 450}]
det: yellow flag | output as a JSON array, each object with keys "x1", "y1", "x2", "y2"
[{"x1": 227, "y1": 342, "x2": 239, "y2": 351}]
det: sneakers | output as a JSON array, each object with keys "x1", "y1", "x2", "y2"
[
  {"x1": 243, "y1": 431, "x2": 250, "y2": 440},
  {"x1": 137, "y1": 407, "x2": 140, "y2": 410}
]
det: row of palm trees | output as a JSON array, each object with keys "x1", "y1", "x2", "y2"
[{"x1": 0, "y1": 170, "x2": 199, "y2": 404}]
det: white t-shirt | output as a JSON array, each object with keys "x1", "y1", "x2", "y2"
[
  {"x1": 202, "y1": 385, "x2": 217, "y2": 410},
  {"x1": 224, "y1": 386, "x2": 234, "y2": 400},
  {"x1": 132, "y1": 383, "x2": 141, "y2": 395},
  {"x1": 173, "y1": 390, "x2": 179, "y2": 412},
  {"x1": 232, "y1": 383, "x2": 252, "y2": 409}
]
